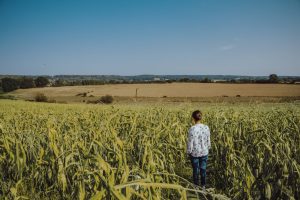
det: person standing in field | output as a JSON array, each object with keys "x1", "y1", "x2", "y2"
[{"x1": 187, "y1": 110, "x2": 211, "y2": 189}]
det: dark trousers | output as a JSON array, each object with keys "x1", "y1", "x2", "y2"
[{"x1": 190, "y1": 155, "x2": 208, "y2": 186}]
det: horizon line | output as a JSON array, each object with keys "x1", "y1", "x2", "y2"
[{"x1": 0, "y1": 74, "x2": 300, "y2": 77}]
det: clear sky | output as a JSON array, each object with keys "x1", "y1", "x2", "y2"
[{"x1": 0, "y1": 0, "x2": 299, "y2": 76}]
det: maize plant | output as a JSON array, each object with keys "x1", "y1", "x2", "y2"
[{"x1": 0, "y1": 100, "x2": 299, "y2": 199}]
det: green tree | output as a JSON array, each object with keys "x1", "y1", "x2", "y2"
[
  {"x1": 269, "y1": 74, "x2": 279, "y2": 83},
  {"x1": 20, "y1": 77, "x2": 35, "y2": 89},
  {"x1": 202, "y1": 77, "x2": 212, "y2": 83},
  {"x1": 179, "y1": 78, "x2": 190, "y2": 82},
  {"x1": 35, "y1": 76, "x2": 49, "y2": 87},
  {"x1": 1, "y1": 78, "x2": 20, "y2": 92},
  {"x1": 53, "y1": 79, "x2": 65, "y2": 87}
]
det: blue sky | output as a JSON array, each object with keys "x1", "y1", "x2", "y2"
[{"x1": 0, "y1": 0, "x2": 299, "y2": 76}]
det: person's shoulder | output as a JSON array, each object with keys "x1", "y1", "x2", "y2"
[
  {"x1": 189, "y1": 124, "x2": 199, "y2": 132},
  {"x1": 200, "y1": 124, "x2": 210, "y2": 130},
  {"x1": 190, "y1": 124, "x2": 209, "y2": 131},
  {"x1": 204, "y1": 124, "x2": 210, "y2": 134},
  {"x1": 197, "y1": 123, "x2": 208, "y2": 127}
]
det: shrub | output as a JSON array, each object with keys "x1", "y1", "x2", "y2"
[
  {"x1": 0, "y1": 95, "x2": 16, "y2": 100},
  {"x1": 47, "y1": 99, "x2": 56, "y2": 103},
  {"x1": 76, "y1": 92, "x2": 87, "y2": 97},
  {"x1": 86, "y1": 100, "x2": 97, "y2": 104},
  {"x1": 100, "y1": 95, "x2": 114, "y2": 104},
  {"x1": 35, "y1": 93, "x2": 48, "y2": 102}
]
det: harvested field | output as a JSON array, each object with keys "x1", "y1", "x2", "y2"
[{"x1": 9, "y1": 83, "x2": 300, "y2": 99}]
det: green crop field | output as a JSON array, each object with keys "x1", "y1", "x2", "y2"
[{"x1": 0, "y1": 100, "x2": 299, "y2": 199}]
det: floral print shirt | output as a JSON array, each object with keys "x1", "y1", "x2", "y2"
[{"x1": 187, "y1": 123, "x2": 211, "y2": 157}]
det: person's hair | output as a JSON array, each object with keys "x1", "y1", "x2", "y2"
[{"x1": 192, "y1": 110, "x2": 202, "y2": 121}]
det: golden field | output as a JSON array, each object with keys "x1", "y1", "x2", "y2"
[
  {"x1": 9, "y1": 83, "x2": 300, "y2": 98},
  {"x1": 0, "y1": 100, "x2": 299, "y2": 199}
]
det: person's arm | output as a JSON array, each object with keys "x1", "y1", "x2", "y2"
[
  {"x1": 207, "y1": 126, "x2": 211, "y2": 149},
  {"x1": 187, "y1": 127, "x2": 194, "y2": 155}
]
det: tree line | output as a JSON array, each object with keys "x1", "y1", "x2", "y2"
[{"x1": 0, "y1": 76, "x2": 49, "y2": 92}]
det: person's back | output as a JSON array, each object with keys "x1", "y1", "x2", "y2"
[
  {"x1": 187, "y1": 110, "x2": 211, "y2": 189},
  {"x1": 187, "y1": 123, "x2": 211, "y2": 157}
]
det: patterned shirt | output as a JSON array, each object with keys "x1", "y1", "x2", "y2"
[{"x1": 187, "y1": 123, "x2": 211, "y2": 157}]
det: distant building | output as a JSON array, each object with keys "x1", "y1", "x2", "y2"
[
  {"x1": 212, "y1": 79, "x2": 226, "y2": 83},
  {"x1": 153, "y1": 77, "x2": 160, "y2": 81}
]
